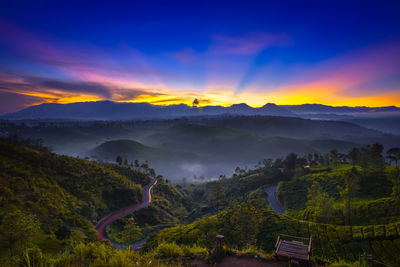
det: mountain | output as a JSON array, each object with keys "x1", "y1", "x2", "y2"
[
  {"x1": 282, "y1": 103, "x2": 400, "y2": 114},
  {"x1": 2, "y1": 101, "x2": 296, "y2": 120},
  {"x1": 3, "y1": 101, "x2": 400, "y2": 120}
]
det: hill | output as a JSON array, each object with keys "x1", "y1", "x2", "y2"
[
  {"x1": 0, "y1": 138, "x2": 201, "y2": 265},
  {"x1": 0, "y1": 138, "x2": 150, "y2": 259},
  {"x1": 87, "y1": 139, "x2": 199, "y2": 164}
]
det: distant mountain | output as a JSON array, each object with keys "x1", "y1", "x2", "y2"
[
  {"x1": 2, "y1": 101, "x2": 296, "y2": 120},
  {"x1": 282, "y1": 104, "x2": 400, "y2": 114},
  {"x1": 3, "y1": 101, "x2": 399, "y2": 120}
]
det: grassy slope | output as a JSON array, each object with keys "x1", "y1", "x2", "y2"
[
  {"x1": 277, "y1": 166, "x2": 394, "y2": 210},
  {"x1": 144, "y1": 163, "x2": 400, "y2": 266},
  {"x1": 0, "y1": 139, "x2": 149, "y2": 253}
]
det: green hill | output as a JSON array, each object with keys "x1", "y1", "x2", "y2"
[
  {"x1": 0, "y1": 138, "x2": 150, "y2": 260},
  {"x1": 89, "y1": 139, "x2": 163, "y2": 161}
]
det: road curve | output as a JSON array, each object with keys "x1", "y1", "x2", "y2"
[
  {"x1": 265, "y1": 185, "x2": 285, "y2": 214},
  {"x1": 96, "y1": 178, "x2": 157, "y2": 248}
]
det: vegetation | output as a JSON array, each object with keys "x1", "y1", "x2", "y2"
[
  {"x1": 0, "y1": 138, "x2": 149, "y2": 264},
  {"x1": 1, "y1": 132, "x2": 400, "y2": 266}
]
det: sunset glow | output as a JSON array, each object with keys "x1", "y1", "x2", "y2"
[{"x1": 0, "y1": 1, "x2": 399, "y2": 114}]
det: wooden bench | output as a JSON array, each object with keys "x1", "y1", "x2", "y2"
[{"x1": 275, "y1": 234, "x2": 312, "y2": 262}]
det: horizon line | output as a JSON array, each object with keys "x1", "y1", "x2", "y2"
[{"x1": 28, "y1": 100, "x2": 400, "y2": 109}]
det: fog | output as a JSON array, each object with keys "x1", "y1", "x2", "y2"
[{"x1": 2, "y1": 115, "x2": 399, "y2": 183}]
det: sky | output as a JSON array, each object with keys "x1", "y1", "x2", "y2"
[{"x1": 0, "y1": 0, "x2": 400, "y2": 114}]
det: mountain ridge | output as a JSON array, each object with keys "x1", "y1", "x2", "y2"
[{"x1": 3, "y1": 101, "x2": 400, "y2": 120}]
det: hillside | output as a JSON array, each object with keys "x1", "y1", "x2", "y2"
[
  {"x1": 146, "y1": 202, "x2": 400, "y2": 266},
  {"x1": 1, "y1": 138, "x2": 400, "y2": 266},
  {"x1": 203, "y1": 116, "x2": 395, "y2": 143},
  {"x1": 0, "y1": 138, "x2": 151, "y2": 260}
]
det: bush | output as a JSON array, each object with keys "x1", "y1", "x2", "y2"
[{"x1": 154, "y1": 242, "x2": 185, "y2": 258}]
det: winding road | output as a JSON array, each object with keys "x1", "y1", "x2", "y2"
[
  {"x1": 96, "y1": 178, "x2": 157, "y2": 249},
  {"x1": 265, "y1": 186, "x2": 285, "y2": 214}
]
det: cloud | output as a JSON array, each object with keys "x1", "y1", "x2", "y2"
[
  {"x1": 0, "y1": 19, "x2": 170, "y2": 90},
  {"x1": 111, "y1": 88, "x2": 165, "y2": 101},
  {"x1": 169, "y1": 32, "x2": 290, "y2": 66},
  {"x1": 0, "y1": 73, "x2": 166, "y2": 107},
  {"x1": 169, "y1": 47, "x2": 199, "y2": 64},
  {"x1": 209, "y1": 32, "x2": 291, "y2": 55},
  {"x1": 24, "y1": 77, "x2": 113, "y2": 99},
  {"x1": 0, "y1": 92, "x2": 45, "y2": 115}
]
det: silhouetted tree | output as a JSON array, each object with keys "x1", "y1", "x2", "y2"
[
  {"x1": 192, "y1": 98, "x2": 199, "y2": 107},
  {"x1": 134, "y1": 159, "x2": 140, "y2": 168},
  {"x1": 116, "y1": 155, "x2": 123, "y2": 165},
  {"x1": 330, "y1": 149, "x2": 339, "y2": 169},
  {"x1": 387, "y1": 147, "x2": 400, "y2": 167},
  {"x1": 348, "y1": 147, "x2": 361, "y2": 166},
  {"x1": 285, "y1": 153, "x2": 297, "y2": 171}
]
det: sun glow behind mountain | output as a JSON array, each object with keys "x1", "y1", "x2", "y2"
[{"x1": 0, "y1": 1, "x2": 400, "y2": 114}]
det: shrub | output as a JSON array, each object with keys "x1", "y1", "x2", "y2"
[{"x1": 154, "y1": 242, "x2": 184, "y2": 258}]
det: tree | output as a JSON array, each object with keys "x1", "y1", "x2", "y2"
[
  {"x1": 55, "y1": 225, "x2": 71, "y2": 240},
  {"x1": 348, "y1": 147, "x2": 360, "y2": 166},
  {"x1": 140, "y1": 161, "x2": 149, "y2": 172},
  {"x1": 116, "y1": 155, "x2": 122, "y2": 165},
  {"x1": 285, "y1": 153, "x2": 297, "y2": 171},
  {"x1": 121, "y1": 217, "x2": 142, "y2": 245},
  {"x1": 330, "y1": 149, "x2": 339, "y2": 169},
  {"x1": 212, "y1": 179, "x2": 226, "y2": 212},
  {"x1": 338, "y1": 167, "x2": 359, "y2": 225},
  {"x1": 134, "y1": 159, "x2": 140, "y2": 168},
  {"x1": 307, "y1": 153, "x2": 313, "y2": 164},
  {"x1": 387, "y1": 147, "x2": 400, "y2": 167},
  {"x1": 225, "y1": 200, "x2": 264, "y2": 248},
  {"x1": 313, "y1": 153, "x2": 320, "y2": 163},
  {"x1": 370, "y1": 143, "x2": 385, "y2": 169},
  {"x1": 273, "y1": 158, "x2": 284, "y2": 168},
  {"x1": 388, "y1": 168, "x2": 400, "y2": 204},
  {"x1": 0, "y1": 210, "x2": 40, "y2": 257},
  {"x1": 192, "y1": 98, "x2": 199, "y2": 107},
  {"x1": 262, "y1": 158, "x2": 272, "y2": 169},
  {"x1": 306, "y1": 181, "x2": 335, "y2": 223},
  {"x1": 149, "y1": 168, "x2": 156, "y2": 177},
  {"x1": 234, "y1": 166, "x2": 241, "y2": 177}
]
